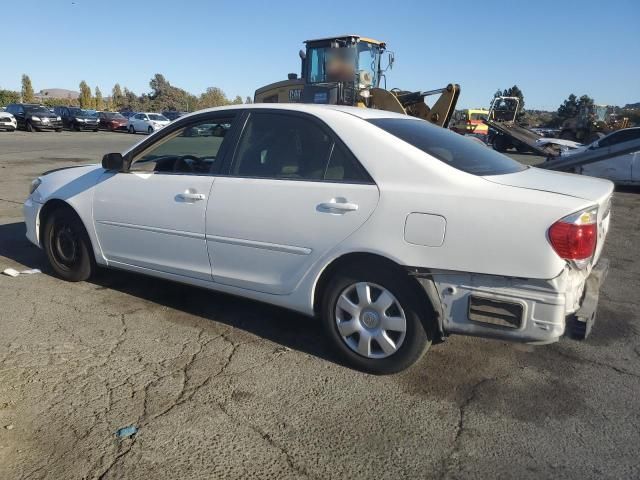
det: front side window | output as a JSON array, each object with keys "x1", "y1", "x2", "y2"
[
  {"x1": 130, "y1": 117, "x2": 235, "y2": 175},
  {"x1": 369, "y1": 118, "x2": 526, "y2": 176},
  {"x1": 149, "y1": 114, "x2": 168, "y2": 122}
]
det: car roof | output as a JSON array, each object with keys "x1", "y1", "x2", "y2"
[{"x1": 190, "y1": 103, "x2": 411, "y2": 122}]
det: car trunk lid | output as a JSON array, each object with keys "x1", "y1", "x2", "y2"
[{"x1": 483, "y1": 166, "x2": 613, "y2": 267}]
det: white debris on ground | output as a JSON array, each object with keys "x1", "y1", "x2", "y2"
[{"x1": 2, "y1": 268, "x2": 42, "y2": 277}]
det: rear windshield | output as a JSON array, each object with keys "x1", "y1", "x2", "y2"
[{"x1": 369, "y1": 118, "x2": 526, "y2": 176}]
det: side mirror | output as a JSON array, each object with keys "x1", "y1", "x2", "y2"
[{"x1": 102, "y1": 152, "x2": 125, "y2": 171}]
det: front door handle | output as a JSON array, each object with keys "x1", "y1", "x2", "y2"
[
  {"x1": 317, "y1": 199, "x2": 359, "y2": 213},
  {"x1": 176, "y1": 192, "x2": 206, "y2": 202}
]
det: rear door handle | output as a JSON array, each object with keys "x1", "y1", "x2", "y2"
[
  {"x1": 176, "y1": 192, "x2": 206, "y2": 202},
  {"x1": 317, "y1": 200, "x2": 359, "y2": 213}
]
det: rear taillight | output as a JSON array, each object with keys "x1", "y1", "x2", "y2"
[{"x1": 548, "y1": 207, "x2": 598, "y2": 269}]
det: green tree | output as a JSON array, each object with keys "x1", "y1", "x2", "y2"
[
  {"x1": 112, "y1": 83, "x2": 123, "y2": 110},
  {"x1": 95, "y1": 86, "x2": 104, "y2": 110},
  {"x1": 557, "y1": 93, "x2": 579, "y2": 120},
  {"x1": 198, "y1": 87, "x2": 229, "y2": 109},
  {"x1": 231, "y1": 95, "x2": 243, "y2": 105},
  {"x1": 21, "y1": 74, "x2": 34, "y2": 103},
  {"x1": 0, "y1": 89, "x2": 20, "y2": 107},
  {"x1": 79, "y1": 81, "x2": 92, "y2": 108},
  {"x1": 577, "y1": 94, "x2": 594, "y2": 112},
  {"x1": 122, "y1": 87, "x2": 139, "y2": 111}
]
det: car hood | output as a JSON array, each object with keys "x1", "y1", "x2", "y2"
[{"x1": 483, "y1": 166, "x2": 613, "y2": 203}]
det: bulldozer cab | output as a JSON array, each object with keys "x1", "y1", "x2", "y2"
[{"x1": 301, "y1": 35, "x2": 387, "y2": 105}]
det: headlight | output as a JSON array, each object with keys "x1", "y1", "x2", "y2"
[
  {"x1": 32, "y1": 116, "x2": 41, "y2": 121},
  {"x1": 56, "y1": 116, "x2": 61, "y2": 121},
  {"x1": 75, "y1": 118, "x2": 85, "y2": 122},
  {"x1": 29, "y1": 178, "x2": 42, "y2": 195}
]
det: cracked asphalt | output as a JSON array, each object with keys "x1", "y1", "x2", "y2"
[{"x1": 0, "y1": 131, "x2": 639, "y2": 479}]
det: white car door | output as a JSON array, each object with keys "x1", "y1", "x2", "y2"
[
  {"x1": 206, "y1": 110, "x2": 379, "y2": 295},
  {"x1": 93, "y1": 112, "x2": 240, "y2": 280}
]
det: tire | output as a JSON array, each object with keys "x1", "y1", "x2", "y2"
[
  {"x1": 147, "y1": 126, "x2": 153, "y2": 134},
  {"x1": 55, "y1": 128, "x2": 62, "y2": 132},
  {"x1": 74, "y1": 124, "x2": 82, "y2": 132},
  {"x1": 26, "y1": 121, "x2": 34, "y2": 132},
  {"x1": 321, "y1": 264, "x2": 432, "y2": 374},
  {"x1": 129, "y1": 125, "x2": 135, "y2": 134},
  {"x1": 93, "y1": 128, "x2": 99, "y2": 132},
  {"x1": 492, "y1": 134, "x2": 508, "y2": 152},
  {"x1": 43, "y1": 208, "x2": 95, "y2": 282},
  {"x1": 515, "y1": 143, "x2": 529, "y2": 154}
]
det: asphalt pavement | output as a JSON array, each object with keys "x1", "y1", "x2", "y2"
[{"x1": 0, "y1": 130, "x2": 638, "y2": 479}]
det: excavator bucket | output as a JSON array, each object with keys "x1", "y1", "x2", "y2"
[{"x1": 371, "y1": 84, "x2": 460, "y2": 127}]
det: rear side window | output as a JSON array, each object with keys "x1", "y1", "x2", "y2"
[{"x1": 369, "y1": 118, "x2": 526, "y2": 176}]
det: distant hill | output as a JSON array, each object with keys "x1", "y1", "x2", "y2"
[
  {"x1": 623, "y1": 102, "x2": 640, "y2": 110},
  {"x1": 34, "y1": 88, "x2": 79, "y2": 100}
]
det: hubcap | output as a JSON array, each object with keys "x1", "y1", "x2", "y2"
[
  {"x1": 51, "y1": 224, "x2": 79, "y2": 270},
  {"x1": 335, "y1": 282, "x2": 407, "y2": 359}
]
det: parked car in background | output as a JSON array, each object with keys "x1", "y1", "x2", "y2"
[
  {"x1": 0, "y1": 110, "x2": 17, "y2": 131},
  {"x1": 120, "y1": 111, "x2": 136, "y2": 119},
  {"x1": 127, "y1": 112, "x2": 170, "y2": 134},
  {"x1": 162, "y1": 111, "x2": 188, "y2": 121},
  {"x1": 54, "y1": 107, "x2": 99, "y2": 131},
  {"x1": 5, "y1": 103, "x2": 62, "y2": 132},
  {"x1": 561, "y1": 127, "x2": 640, "y2": 185},
  {"x1": 24, "y1": 104, "x2": 613, "y2": 373},
  {"x1": 98, "y1": 111, "x2": 128, "y2": 131}
]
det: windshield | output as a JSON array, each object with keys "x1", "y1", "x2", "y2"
[
  {"x1": 369, "y1": 118, "x2": 526, "y2": 176},
  {"x1": 308, "y1": 45, "x2": 357, "y2": 83},
  {"x1": 356, "y1": 42, "x2": 379, "y2": 88},
  {"x1": 25, "y1": 106, "x2": 51, "y2": 115},
  {"x1": 69, "y1": 108, "x2": 96, "y2": 117},
  {"x1": 104, "y1": 112, "x2": 125, "y2": 119},
  {"x1": 149, "y1": 114, "x2": 168, "y2": 121},
  {"x1": 469, "y1": 112, "x2": 488, "y2": 121}
]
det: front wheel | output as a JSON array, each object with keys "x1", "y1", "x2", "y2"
[
  {"x1": 128, "y1": 125, "x2": 135, "y2": 134},
  {"x1": 43, "y1": 208, "x2": 95, "y2": 282},
  {"x1": 25, "y1": 121, "x2": 34, "y2": 132},
  {"x1": 147, "y1": 126, "x2": 153, "y2": 134},
  {"x1": 321, "y1": 265, "x2": 432, "y2": 374}
]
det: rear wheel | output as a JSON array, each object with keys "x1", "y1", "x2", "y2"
[
  {"x1": 492, "y1": 134, "x2": 509, "y2": 152},
  {"x1": 25, "y1": 121, "x2": 34, "y2": 132},
  {"x1": 43, "y1": 208, "x2": 95, "y2": 282},
  {"x1": 321, "y1": 264, "x2": 432, "y2": 374}
]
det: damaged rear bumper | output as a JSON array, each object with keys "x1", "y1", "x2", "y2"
[
  {"x1": 566, "y1": 258, "x2": 609, "y2": 339},
  {"x1": 410, "y1": 258, "x2": 609, "y2": 345}
]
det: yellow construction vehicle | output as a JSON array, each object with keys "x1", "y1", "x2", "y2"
[{"x1": 254, "y1": 34, "x2": 460, "y2": 127}]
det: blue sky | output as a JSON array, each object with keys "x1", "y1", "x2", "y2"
[{"x1": 1, "y1": 0, "x2": 638, "y2": 110}]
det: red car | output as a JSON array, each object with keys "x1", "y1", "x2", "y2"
[{"x1": 98, "y1": 111, "x2": 128, "y2": 131}]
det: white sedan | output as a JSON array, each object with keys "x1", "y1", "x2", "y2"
[
  {"x1": 23, "y1": 104, "x2": 613, "y2": 373},
  {"x1": 127, "y1": 112, "x2": 170, "y2": 134},
  {"x1": 0, "y1": 111, "x2": 17, "y2": 131},
  {"x1": 561, "y1": 127, "x2": 640, "y2": 185}
]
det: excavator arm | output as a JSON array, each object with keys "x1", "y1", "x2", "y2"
[{"x1": 370, "y1": 84, "x2": 460, "y2": 127}]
